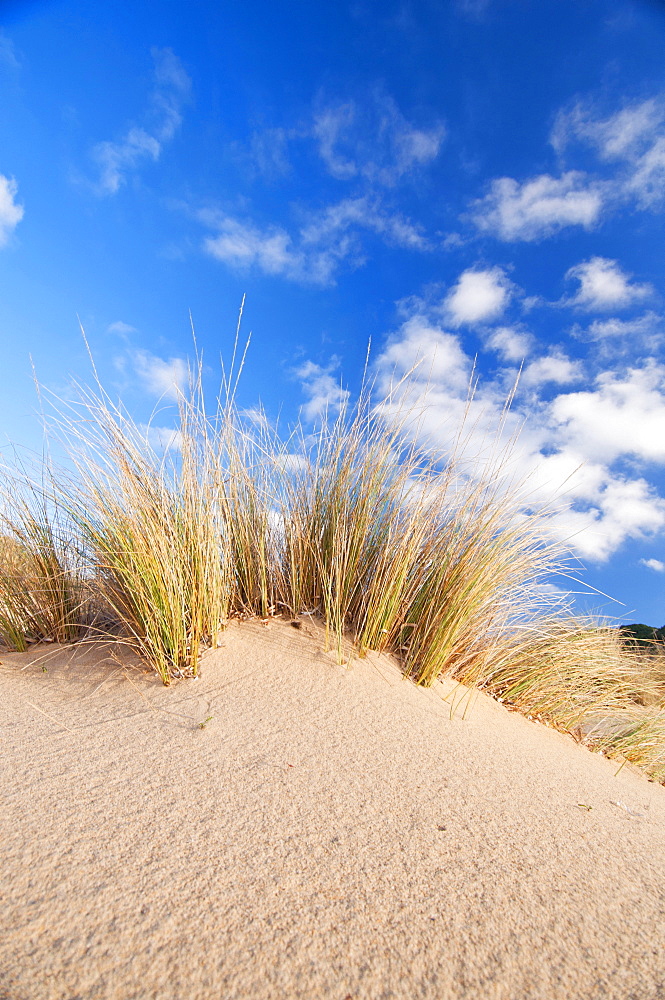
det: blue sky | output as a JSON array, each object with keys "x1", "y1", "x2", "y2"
[{"x1": 1, "y1": 0, "x2": 665, "y2": 624}]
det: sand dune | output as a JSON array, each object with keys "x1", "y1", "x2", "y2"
[{"x1": 1, "y1": 618, "x2": 664, "y2": 1000}]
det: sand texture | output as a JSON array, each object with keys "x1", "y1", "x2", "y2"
[{"x1": 1, "y1": 617, "x2": 665, "y2": 1000}]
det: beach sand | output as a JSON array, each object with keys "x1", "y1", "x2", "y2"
[{"x1": 1, "y1": 617, "x2": 664, "y2": 999}]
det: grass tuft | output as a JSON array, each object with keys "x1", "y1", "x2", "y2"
[{"x1": 0, "y1": 472, "x2": 87, "y2": 650}]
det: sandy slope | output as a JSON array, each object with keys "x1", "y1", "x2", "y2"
[{"x1": 1, "y1": 617, "x2": 664, "y2": 1000}]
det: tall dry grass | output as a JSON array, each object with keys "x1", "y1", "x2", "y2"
[
  {"x1": 0, "y1": 467, "x2": 88, "y2": 651},
  {"x1": 0, "y1": 348, "x2": 663, "y2": 780},
  {"x1": 593, "y1": 710, "x2": 665, "y2": 783},
  {"x1": 47, "y1": 377, "x2": 234, "y2": 684},
  {"x1": 276, "y1": 400, "x2": 439, "y2": 660},
  {"x1": 273, "y1": 392, "x2": 564, "y2": 684}
]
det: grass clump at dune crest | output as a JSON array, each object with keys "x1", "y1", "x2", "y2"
[
  {"x1": 50, "y1": 377, "x2": 234, "y2": 684},
  {"x1": 0, "y1": 478, "x2": 88, "y2": 651},
  {"x1": 0, "y1": 346, "x2": 664, "y2": 779}
]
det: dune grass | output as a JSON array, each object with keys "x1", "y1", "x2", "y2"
[
  {"x1": 0, "y1": 351, "x2": 664, "y2": 779},
  {"x1": 0, "y1": 472, "x2": 88, "y2": 651},
  {"x1": 47, "y1": 378, "x2": 234, "y2": 683},
  {"x1": 594, "y1": 710, "x2": 665, "y2": 783}
]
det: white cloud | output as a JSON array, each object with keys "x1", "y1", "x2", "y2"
[
  {"x1": 374, "y1": 310, "x2": 520, "y2": 471},
  {"x1": 551, "y1": 97, "x2": 665, "y2": 210},
  {"x1": 93, "y1": 129, "x2": 161, "y2": 195},
  {"x1": 313, "y1": 104, "x2": 357, "y2": 180},
  {"x1": 139, "y1": 423, "x2": 184, "y2": 452},
  {"x1": 300, "y1": 196, "x2": 429, "y2": 251},
  {"x1": 107, "y1": 320, "x2": 138, "y2": 335},
  {"x1": 204, "y1": 217, "x2": 307, "y2": 278},
  {"x1": 150, "y1": 46, "x2": 191, "y2": 140},
  {"x1": 585, "y1": 312, "x2": 661, "y2": 340},
  {"x1": 521, "y1": 353, "x2": 583, "y2": 388},
  {"x1": 247, "y1": 127, "x2": 293, "y2": 179},
  {"x1": 392, "y1": 126, "x2": 444, "y2": 175},
  {"x1": 202, "y1": 196, "x2": 429, "y2": 285},
  {"x1": 0, "y1": 33, "x2": 19, "y2": 70},
  {"x1": 625, "y1": 137, "x2": 665, "y2": 209},
  {"x1": 274, "y1": 452, "x2": 308, "y2": 474},
  {"x1": 295, "y1": 360, "x2": 350, "y2": 421},
  {"x1": 131, "y1": 350, "x2": 188, "y2": 400},
  {"x1": 240, "y1": 407, "x2": 270, "y2": 430},
  {"x1": 377, "y1": 314, "x2": 471, "y2": 391},
  {"x1": 313, "y1": 94, "x2": 444, "y2": 187},
  {"x1": 579, "y1": 478, "x2": 665, "y2": 560},
  {"x1": 442, "y1": 231, "x2": 468, "y2": 250},
  {"x1": 565, "y1": 257, "x2": 652, "y2": 311},
  {"x1": 593, "y1": 101, "x2": 663, "y2": 159},
  {"x1": 550, "y1": 363, "x2": 665, "y2": 465},
  {"x1": 471, "y1": 171, "x2": 604, "y2": 241},
  {"x1": 552, "y1": 98, "x2": 664, "y2": 161},
  {"x1": 372, "y1": 300, "x2": 665, "y2": 563},
  {"x1": 91, "y1": 48, "x2": 191, "y2": 195},
  {"x1": 533, "y1": 474, "x2": 665, "y2": 564},
  {"x1": 444, "y1": 267, "x2": 511, "y2": 326},
  {"x1": 203, "y1": 214, "x2": 355, "y2": 286},
  {"x1": 570, "y1": 312, "x2": 663, "y2": 361},
  {"x1": 0, "y1": 175, "x2": 23, "y2": 246},
  {"x1": 203, "y1": 90, "x2": 438, "y2": 284},
  {"x1": 485, "y1": 326, "x2": 533, "y2": 362},
  {"x1": 640, "y1": 557, "x2": 665, "y2": 572},
  {"x1": 513, "y1": 450, "x2": 665, "y2": 564}
]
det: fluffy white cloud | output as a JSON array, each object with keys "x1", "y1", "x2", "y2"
[
  {"x1": 0, "y1": 175, "x2": 23, "y2": 246},
  {"x1": 550, "y1": 364, "x2": 665, "y2": 465},
  {"x1": 373, "y1": 302, "x2": 665, "y2": 563},
  {"x1": 535, "y1": 476, "x2": 665, "y2": 563},
  {"x1": 295, "y1": 360, "x2": 350, "y2": 422},
  {"x1": 204, "y1": 217, "x2": 307, "y2": 278},
  {"x1": 444, "y1": 267, "x2": 511, "y2": 326},
  {"x1": 577, "y1": 478, "x2": 665, "y2": 561},
  {"x1": 565, "y1": 257, "x2": 652, "y2": 311},
  {"x1": 484, "y1": 326, "x2": 533, "y2": 362},
  {"x1": 377, "y1": 314, "x2": 471, "y2": 390},
  {"x1": 466, "y1": 94, "x2": 665, "y2": 248},
  {"x1": 131, "y1": 350, "x2": 188, "y2": 400},
  {"x1": 521, "y1": 353, "x2": 583, "y2": 388},
  {"x1": 471, "y1": 171, "x2": 604, "y2": 241},
  {"x1": 640, "y1": 558, "x2": 665, "y2": 572},
  {"x1": 374, "y1": 310, "x2": 525, "y2": 472},
  {"x1": 313, "y1": 94, "x2": 445, "y2": 187},
  {"x1": 91, "y1": 48, "x2": 191, "y2": 195},
  {"x1": 203, "y1": 211, "x2": 360, "y2": 286}
]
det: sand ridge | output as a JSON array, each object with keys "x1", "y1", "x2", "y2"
[{"x1": 1, "y1": 618, "x2": 665, "y2": 999}]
